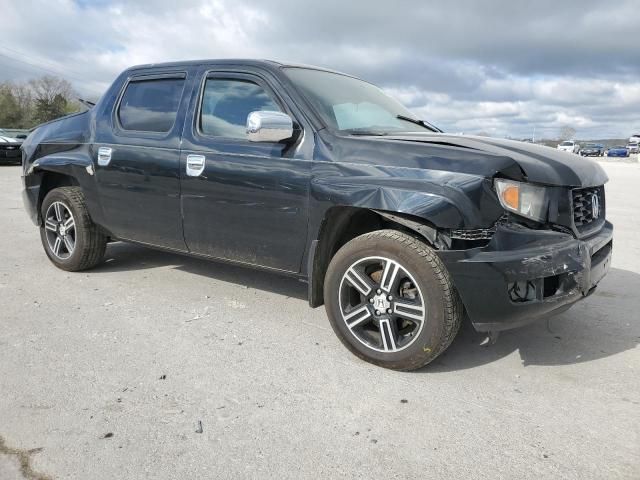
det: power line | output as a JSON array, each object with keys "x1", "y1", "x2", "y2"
[
  {"x1": 0, "y1": 43, "x2": 88, "y2": 80},
  {"x1": 0, "y1": 52, "x2": 103, "y2": 96},
  {"x1": 0, "y1": 52, "x2": 88, "y2": 84}
]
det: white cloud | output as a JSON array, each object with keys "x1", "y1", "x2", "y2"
[{"x1": 0, "y1": 0, "x2": 638, "y2": 138}]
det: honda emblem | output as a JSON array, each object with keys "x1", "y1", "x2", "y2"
[{"x1": 592, "y1": 194, "x2": 600, "y2": 218}]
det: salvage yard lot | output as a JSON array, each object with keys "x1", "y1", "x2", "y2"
[{"x1": 1, "y1": 162, "x2": 639, "y2": 479}]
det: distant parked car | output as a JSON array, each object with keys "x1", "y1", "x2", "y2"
[
  {"x1": 0, "y1": 129, "x2": 23, "y2": 165},
  {"x1": 629, "y1": 134, "x2": 640, "y2": 144},
  {"x1": 557, "y1": 140, "x2": 580, "y2": 153},
  {"x1": 580, "y1": 143, "x2": 604, "y2": 157},
  {"x1": 607, "y1": 145, "x2": 630, "y2": 157},
  {"x1": 626, "y1": 142, "x2": 639, "y2": 154}
]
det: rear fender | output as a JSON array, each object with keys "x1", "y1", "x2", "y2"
[{"x1": 23, "y1": 148, "x2": 101, "y2": 226}]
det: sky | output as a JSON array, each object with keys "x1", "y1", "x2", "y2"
[{"x1": 0, "y1": 0, "x2": 638, "y2": 139}]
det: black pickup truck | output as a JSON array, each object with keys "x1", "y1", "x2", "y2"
[{"x1": 21, "y1": 59, "x2": 613, "y2": 370}]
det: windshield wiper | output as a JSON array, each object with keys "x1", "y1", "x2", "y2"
[{"x1": 396, "y1": 115, "x2": 442, "y2": 133}]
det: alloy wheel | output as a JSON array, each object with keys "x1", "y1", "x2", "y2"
[
  {"x1": 338, "y1": 256, "x2": 426, "y2": 353},
  {"x1": 44, "y1": 201, "x2": 76, "y2": 259}
]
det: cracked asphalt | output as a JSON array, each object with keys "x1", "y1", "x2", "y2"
[{"x1": 1, "y1": 161, "x2": 639, "y2": 479}]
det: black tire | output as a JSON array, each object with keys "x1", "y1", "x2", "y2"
[
  {"x1": 39, "y1": 187, "x2": 107, "y2": 271},
  {"x1": 324, "y1": 229, "x2": 463, "y2": 371}
]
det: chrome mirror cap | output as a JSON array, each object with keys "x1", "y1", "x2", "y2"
[{"x1": 246, "y1": 111, "x2": 294, "y2": 142}]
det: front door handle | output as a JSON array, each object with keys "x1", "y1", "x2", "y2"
[
  {"x1": 97, "y1": 146, "x2": 112, "y2": 166},
  {"x1": 186, "y1": 154, "x2": 206, "y2": 177}
]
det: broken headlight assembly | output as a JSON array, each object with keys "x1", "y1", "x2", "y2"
[{"x1": 494, "y1": 179, "x2": 550, "y2": 223}]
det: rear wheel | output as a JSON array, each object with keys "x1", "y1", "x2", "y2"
[
  {"x1": 39, "y1": 187, "x2": 107, "y2": 271},
  {"x1": 324, "y1": 229, "x2": 463, "y2": 371}
]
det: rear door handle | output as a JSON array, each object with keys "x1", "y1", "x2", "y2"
[
  {"x1": 186, "y1": 154, "x2": 205, "y2": 177},
  {"x1": 97, "y1": 146, "x2": 112, "y2": 166}
]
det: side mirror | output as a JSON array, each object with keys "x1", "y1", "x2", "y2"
[
  {"x1": 246, "y1": 111, "x2": 294, "y2": 143},
  {"x1": 16, "y1": 134, "x2": 27, "y2": 140}
]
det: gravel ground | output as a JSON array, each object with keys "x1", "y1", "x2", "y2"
[{"x1": 0, "y1": 162, "x2": 638, "y2": 479}]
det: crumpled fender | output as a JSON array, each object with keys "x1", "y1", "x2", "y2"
[
  {"x1": 22, "y1": 148, "x2": 99, "y2": 225},
  {"x1": 21, "y1": 110, "x2": 101, "y2": 225},
  {"x1": 309, "y1": 164, "x2": 503, "y2": 231}
]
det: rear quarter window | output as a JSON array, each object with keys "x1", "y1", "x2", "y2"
[{"x1": 118, "y1": 77, "x2": 185, "y2": 133}]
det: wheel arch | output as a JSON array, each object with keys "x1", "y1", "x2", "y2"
[
  {"x1": 23, "y1": 149, "x2": 99, "y2": 227},
  {"x1": 307, "y1": 206, "x2": 448, "y2": 308},
  {"x1": 30, "y1": 168, "x2": 81, "y2": 225}
]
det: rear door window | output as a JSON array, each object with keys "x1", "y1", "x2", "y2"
[{"x1": 118, "y1": 77, "x2": 185, "y2": 133}]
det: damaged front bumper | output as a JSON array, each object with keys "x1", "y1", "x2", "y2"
[{"x1": 438, "y1": 221, "x2": 613, "y2": 332}]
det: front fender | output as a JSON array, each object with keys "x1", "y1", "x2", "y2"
[
  {"x1": 312, "y1": 182, "x2": 466, "y2": 228},
  {"x1": 309, "y1": 162, "x2": 503, "y2": 233}
]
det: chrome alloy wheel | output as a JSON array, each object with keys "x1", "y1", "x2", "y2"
[
  {"x1": 338, "y1": 256, "x2": 426, "y2": 353},
  {"x1": 44, "y1": 201, "x2": 76, "y2": 259}
]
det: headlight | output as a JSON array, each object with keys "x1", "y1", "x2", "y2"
[{"x1": 494, "y1": 179, "x2": 550, "y2": 222}]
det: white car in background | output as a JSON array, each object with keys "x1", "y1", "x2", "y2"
[
  {"x1": 557, "y1": 140, "x2": 580, "y2": 153},
  {"x1": 629, "y1": 134, "x2": 640, "y2": 144},
  {"x1": 0, "y1": 129, "x2": 23, "y2": 164}
]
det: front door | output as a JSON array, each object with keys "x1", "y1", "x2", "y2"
[
  {"x1": 94, "y1": 70, "x2": 194, "y2": 250},
  {"x1": 179, "y1": 70, "x2": 311, "y2": 272}
]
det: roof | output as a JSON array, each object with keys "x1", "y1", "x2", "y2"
[{"x1": 125, "y1": 58, "x2": 354, "y2": 78}]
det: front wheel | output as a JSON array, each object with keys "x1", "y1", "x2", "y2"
[
  {"x1": 39, "y1": 187, "x2": 107, "y2": 271},
  {"x1": 324, "y1": 230, "x2": 463, "y2": 371}
]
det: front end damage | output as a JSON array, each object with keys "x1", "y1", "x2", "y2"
[{"x1": 437, "y1": 220, "x2": 613, "y2": 332}]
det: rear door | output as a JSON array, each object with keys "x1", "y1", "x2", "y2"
[
  {"x1": 179, "y1": 68, "x2": 312, "y2": 272},
  {"x1": 94, "y1": 69, "x2": 195, "y2": 250}
]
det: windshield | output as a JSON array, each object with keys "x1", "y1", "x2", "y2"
[
  {"x1": 561, "y1": 141, "x2": 574, "y2": 146},
  {"x1": 585, "y1": 144, "x2": 597, "y2": 148},
  {"x1": 284, "y1": 68, "x2": 435, "y2": 134}
]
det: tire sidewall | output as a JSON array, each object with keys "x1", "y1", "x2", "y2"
[
  {"x1": 325, "y1": 232, "x2": 450, "y2": 369},
  {"x1": 39, "y1": 189, "x2": 88, "y2": 270}
]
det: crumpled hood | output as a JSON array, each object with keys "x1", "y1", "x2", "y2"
[{"x1": 368, "y1": 133, "x2": 608, "y2": 188}]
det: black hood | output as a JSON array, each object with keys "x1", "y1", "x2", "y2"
[{"x1": 331, "y1": 133, "x2": 608, "y2": 188}]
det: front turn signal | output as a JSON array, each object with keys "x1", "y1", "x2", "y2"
[{"x1": 494, "y1": 179, "x2": 549, "y2": 223}]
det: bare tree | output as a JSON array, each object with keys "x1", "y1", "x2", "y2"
[
  {"x1": 0, "y1": 76, "x2": 83, "y2": 128},
  {"x1": 475, "y1": 131, "x2": 492, "y2": 137},
  {"x1": 29, "y1": 76, "x2": 77, "y2": 124},
  {"x1": 29, "y1": 76, "x2": 73, "y2": 104},
  {"x1": 0, "y1": 82, "x2": 34, "y2": 128},
  {"x1": 559, "y1": 126, "x2": 576, "y2": 141}
]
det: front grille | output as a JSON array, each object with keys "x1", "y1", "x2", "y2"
[{"x1": 572, "y1": 186, "x2": 605, "y2": 233}]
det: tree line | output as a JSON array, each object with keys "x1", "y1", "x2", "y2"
[{"x1": 0, "y1": 76, "x2": 83, "y2": 129}]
